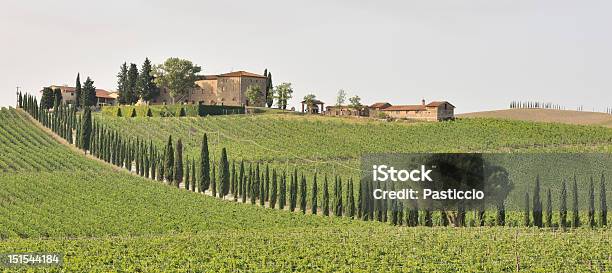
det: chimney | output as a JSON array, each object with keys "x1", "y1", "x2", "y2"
[{"x1": 422, "y1": 99, "x2": 425, "y2": 106}]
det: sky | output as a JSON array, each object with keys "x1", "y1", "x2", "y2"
[{"x1": 0, "y1": 0, "x2": 610, "y2": 113}]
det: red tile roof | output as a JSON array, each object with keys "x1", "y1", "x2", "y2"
[
  {"x1": 426, "y1": 101, "x2": 455, "y2": 108},
  {"x1": 44, "y1": 86, "x2": 116, "y2": 99},
  {"x1": 369, "y1": 102, "x2": 391, "y2": 109},
  {"x1": 218, "y1": 71, "x2": 267, "y2": 78}
]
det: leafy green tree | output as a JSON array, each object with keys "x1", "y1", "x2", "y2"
[
  {"x1": 138, "y1": 58, "x2": 158, "y2": 102},
  {"x1": 74, "y1": 73, "x2": 82, "y2": 108},
  {"x1": 348, "y1": 95, "x2": 362, "y2": 108},
  {"x1": 601, "y1": 173, "x2": 607, "y2": 227},
  {"x1": 245, "y1": 85, "x2": 263, "y2": 106},
  {"x1": 560, "y1": 179, "x2": 568, "y2": 229},
  {"x1": 274, "y1": 83, "x2": 293, "y2": 109},
  {"x1": 164, "y1": 136, "x2": 174, "y2": 184},
  {"x1": 153, "y1": 57, "x2": 201, "y2": 103},
  {"x1": 533, "y1": 176, "x2": 543, "y2": 228},
  {"x1": 336, "y1": 89, "x2": 347, "y2": 106},
  {"x1": 40, "y1": 87, "x2": 55, "y2": 109},
  {"x1": 173, "y1": 139, "x2": 183, "y2": 187},
  {"x1": 81, "y1": 77, "x2": 97, "y2": 107},
  {"x1": 199, "y1": 134, "x2": 210, "y2": 193},
  {"x1": 302, "y1": 94, "x2": 317, "y2": 113},
  {"x1": 218, "y1": 148, "x2": 230, "y2": 199}
]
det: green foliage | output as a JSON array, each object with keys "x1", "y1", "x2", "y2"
[
  {"x1": 174, "y1": 139, "x2": 183, "y2": 187},
  {"x1": 164, "y1": 136, "x2": 174, "y2": 184},
  {"x1": 81, "y1": 77, "x2": 97, "y2": 107},
  {"x1": 199, "y1": 134, "x2": 210, "y2": 193},
  {"x1": 40, "y1": 87, "x2": 54, "y2": 109},
  {"x1": 75, "y1": 73, "x2": 82, "y2": 108},
  {"x1": 274, "y1": 83, "x2": 293, "y2": 109},
  {"x1": 130, "y1": 108, "x2": 137, "y2": 118},
  {"x1": 219, "y1": 148, "x2": 230, "y2": 198},
  {"x1": 348, "y1": 95, "x2": 362, "y2": 108},
  {"x1": 138, "y1": 58, "x2": 158, "y2": 102},
  {"x1": 153, "y1": 57, "x2": 201, "y2": 103},
  {"x1": 245, "y1": 85, "x2": 263, "y2": 106}
]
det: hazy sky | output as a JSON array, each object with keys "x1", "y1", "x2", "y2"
[{"x1": 1, "y1": 0, "x2": 610, "y2": 113}]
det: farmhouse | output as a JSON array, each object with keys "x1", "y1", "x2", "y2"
[
  {"x1": 381, "y1": 100, "x2": 455, "y2": 121},
  {"x1": 42, "y1": 85, "x2": 118, "y2": 106},
  {"x1": 324, "y1": 105, "x2": 369, "y2": 117},
  {"x1": 151, "y1": 71, "x2": 268, "y2": 107}
]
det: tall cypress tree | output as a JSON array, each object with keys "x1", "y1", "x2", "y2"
[
  {"x1": 126, "y1": 63, "x2": 139, "y2": 104},
  {"x1": 279, "y1": 172, "x2": 286, "y2": 209},
  {"x1": 191, "y1": 161, "x2": 196, "y2": 192},
  {"x1": 185, "y1": 159, "x2": 190, "y2": 190},
  {"x1": 357, "y1": 178, "x2": 363, "y2": 219},
  {"x1": 199, "y1": 134, "x2": 210, "y2": 193},
  {"x1": 524, "y1": 192, "x2": 530, "y2": 227},
  {"x1": 138, "y1": 57, "x2": 158, "y2": 102},
  {"x1": 560, "y1": 179, "x2": 568, "y2": 229},
  {"x1": 299, "y1": 175, "x2": 307, "y2": 214},
  {"x1": 600, "y1": 173, "x2": 607, "y2": 227},
  {"x1": 219, "y1": 148, "x2": 230, "y2": 199},
  {"x1": 347, "y1": 178, "x2": 355, "y2": 219},
  {"x1": 164, "y1": 136, "x2": 174, "y2": 184},
  {"x1": 264, "y1": 165, "x2": 270, "y2": 201},
  {"x1": 546, "y1": 188, "x2": 552, "y2": 228},
  {"x1": 211, "y1": 163, "x2": 217, "y2": 197},
  {"x1": 588, "y1": 177, "x2": 595, "y2": 228},
  {"x1": 80, "y1": 107, "x2": 92, "y2": 152},
  {"x1": 311, "y1": 174, "x2": 318, "y2": 214},
  {"x1": 335, "y1": 177, "x2": 343, "y2": 217},
  {"x1": 289, "y1": 171, "x2": 296, "y2": 212},
  {"x1": 270, "y1": 169, "x2": 278, "y2": 208},
  {"x1": 117, "y1": 62, "x2": 128, "y2": 104},
  {"x1": 239, "y1": 161, "x2": 245, "y2": 200},
  {"x1": 74, "y1": 73, "x2": 82, "y2": 108},
  {"x1": 173, "y1": 139, "x2": 183, "y2": 188},
  {"x1": 322, "y1": 175, "x2": 330, "y2": 216},
  {"x1": 40, "y1": 87, "x2": 54, "y2": 109},
  {"x1": 572, "y1": 175, "x2": 580, "y2": 228},
  {"x1": 81, "y1": 77, "x2": 96, "y2": 107},
  {"x1": 533, "y1": 175, "x2": 543, "y2": 228},
  {"x1": 232, "y1": 162, "x2": 238, "y2": 201}
]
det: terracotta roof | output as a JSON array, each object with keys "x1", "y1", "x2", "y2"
[
  {"x1": 300, "y1": 99, "x2": 325, "y2": 104},
  {"x1": 96, "y1": 90, "x2": 116, "y2": 99},
  {"x1": 218, "y1": 71, "x2": 267, "y2": 78},
  {"x1": 196, "y1": 75, "x2": 218, "y2": 80},
  {"x1": 382, "y1": 105, "x2": 426, "y2": 111},
  {"x1": 43, "y1": 86, "x2": 116, "y2": 99},
  {"x1": 369, "y1": 102, "x2": 391, "y2": 109},
  {"x1": 426, "y1": 101, "x2": 455, "y2": 108}
]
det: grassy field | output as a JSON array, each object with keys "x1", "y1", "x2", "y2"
[
  {"x1": 458, "y1": 108, "x2": 612, "y2": 128},
  {"x1": 1, "y1": 107, "x2": 611, "y2": 271}
]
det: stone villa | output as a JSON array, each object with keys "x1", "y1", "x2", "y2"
[
  {"x1": 42, "y1": 85, "x2": 118, "y2": 106},
  {"x1": 151, "y1": 71, "x2": 268, "y2": 107}
]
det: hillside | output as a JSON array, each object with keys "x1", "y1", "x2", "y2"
[
  {"x1": 458, "y1": 108, "x2": 612, "y2": 127},
  {"x1": 1, "y1": 107, "x2": 611, "y2": 271}
]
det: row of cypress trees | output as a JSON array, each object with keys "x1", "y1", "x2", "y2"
[
  {"x1": 17, "y1": 91, "x2": 610, "y2": 228},
  {"x1": 524, "y1": 175, "x2": 607, "y2": 229}
]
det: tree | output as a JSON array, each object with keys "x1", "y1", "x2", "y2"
[
  {"x1": 74, "y1": 73, "x2": 82, "y2": 108},
  {"x1": 347, "y1": 178, "x2": 355, "y2": 218},
  {"x1": 572, "y1": 175, "x2": 580, "y2": 228},
  {"x1": 279, "y1": 172, "x2": 286, "y2": 209},
  {"x1": 311, "y1": 174, "x2": 318, "y2": 214},
  {"x1": 299, "y1": 175, "x2": 307, "y2": 214},
  {"x1": 532, "y1": 176, "x2": 543, "y2": 228},
  {"x1": 138, "y1": 58, "x2": 158, "y2": 102},
  {"x1": 80, "y1": 107, "x2": 92, "y2": 152},
  {"x1": 146, "y1": 108, "x2": 153, "y2": 117},
  {"x1": 184, "y1": 159, "x2": 190, "y2": 190},
  {"x1": 322, "y1": 175, "x2": 330, "y2": 216},
  {"x1": 546, "y1": 188, "x2": 552, "y2": 228},
  {"x1": 199, "y1": 134, "x2": 210, "y2": 193},
  {"x1": 117, "y1": 63, "x2": 129, "y2": 104},
  {"x1": 336, "y1": 89, "x2": 347, "y2": 106},
  {"x1": 588, "y1": 177, "x2": 595, "y2": 228},
  {"x1": 270, "y1": 169, "x2": 278, "y2": 208},
  {"x1": 560, "y1": 179, "x2": 568, "y2": 229},
  {"x1": 53, "y1": 88, "x2": 62, "y2": 108},
  {"x1": 348, "y1": 95, "x2": 362, "y2": 108},
  {"x1": 81, "y1": 77, "x2": 97, "y2": 107},
  {"x1": 218, "y1": 148, "x2": 230, "y2": 199},
  {"x1": 191, "y1": 161, "x2": 196, "y2": 192},
  {"x1": 164, "y1": 136, "x2": 174, "y2": 184},
  {"x1": 601, "y1": 173, "x2": 608, "y2": 227},
  {"x1": 116, "y1": 108, "x2": 123, "y2": 117},
  {"x1": 125, "y1": 63, "x2": 139, "y2": 104},
  {"x1": 266, "y1": 72, "x2": 273, "y2": 107},
  {"x1": 173, "y1": 139, "x2": 183, "y2": 187},
  {"x1": 245, "y1": 85, "x2": 263, "y2": 106},
  {"x1": 130, "y1": 108, "x2": 137, "y2": 117},
  {"x1": 302, "y1": 94, "x2": 317, "y2": 113},
  {"x1": 178, "y1": 107, "x2": 186, "y2": 117},
  {"x1": 153, "y1": 57, "x2": 201, "y2": 103},
  {"x1": 40, "y1": 87, "x2": 54, "y2": 109},
  {"x1": 274, "y1": 83, "x2": 293, "y2": 109}
]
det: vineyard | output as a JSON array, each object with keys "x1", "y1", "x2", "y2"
[{"x1": 2, "y1": 92, "x2": 612, "y2": 271}]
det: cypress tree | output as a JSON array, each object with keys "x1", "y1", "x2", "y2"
[
  {"x1": 560, "y1": 179, "x2": 568, "y2": 229},
  {"x1": 270, "y1": 169, "x2": 278, "y2": 208},
  {"x1": 546, "y1": 188, "x2": 552, "y2": 228},
  {"x1": 232, "y1": 162, "x2": 238, "y2": 201},
  {"x1": 146, "y1": 108, "x2": 153, "y2": 117},
  {"x1": 126, "y1": 63, "x2": 139, "y2": 104},
  {"x1": 178, "y1": 107, "x2": 186, "y2": 117},
  {"x1": 299, "y1": 175, "x2": 307, "y2": 214},
  {"x1": 150, "y1": 146, "x2": 156, "y2": 179},
  {"x1": 218, "y1": 148, "x2": 230, "y2": 199},
  {"x1": 138, "y1": 57, "x2": 158, "y2": 102},
  {"x1": 357, "y1": 178, "x2": 363, "y2": 219},
  {"x1": 311, "y1": 174, "x2": 318, "y2": 214},
  {"x1": 424, "y1": 210, "x2": 433, "y2": 227},
  {"x1": 533, "y1": 175, "x2": 543, "y2": 228},
  {"x1": 588, "y1": 177, "x2": 595, "y2": 228},
  {"x1": 81, "y1": 77, "x2": 96, "y2": 107},
  {"x1": 254, "y1": 164, "x2": 261, "y2": 200},
  {"x1": 279, "y1": 172, "x2": 286, "y2": 209},
  {"x1": 239, "y1": 161, "x2": 245, "y2": 201},
  {"x1": 185, "y1": 159, "x2": 190, "y2": 190},
  {"x1": 79, "y1": 107, "x2": 92, "y2": 152},
  {"x1": 264, "y1": 165, "x2": 270, "y2": 201},
  {"x1": 600, "y1": 173, "x2": 607, "y2": 227},
  {"x1": 249, "y1": 168, "x2": 255, "y2": 204},
  {"x1": 524, "y1": 192, "x2": 530, "y2": 227},
  {"x1": 130, "y1": 108, "x2": 137, "y2": 118},
  {"x1": 335, "y1": 177, "x2": 343, "y2": 217},
  {"x1": 199, "y1": 134, "x2": 210, "y2": 193},
  {"x1": 116, "y1": 108, "x2": 122, "y2": 117},
  {"x1": 572, "y1": 175, "x2": 580, "y2": 228},
  {"x1": 322, "y1": 175, "x2": 330, "y2": 216},
  {"x1": 211, "y1": 163, "x2": 217, "y2": 197},
  {"x1": 164, "y1": 136, "x2": 174, "y2": 184},
  {"x1": 40, "y1": 87, "x2": 54, "y2": 109},
  {"x1": 191, "y1": 161, "x2": 196, "y2": 192},
  {"x1": 347, "y1": 178, "x2": 355, "y2": 218}
]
